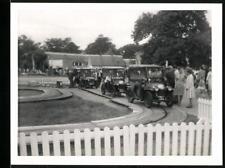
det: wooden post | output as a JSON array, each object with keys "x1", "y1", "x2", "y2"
[
  {"x1": 19, "y1": 132, "x2": 27, "y2": 156},
  {"x1": 163, "y1": 123, "x2": 170, "y2": 156},
  {"x1": 63, "y1": 130, "x2": 71, "y2": 156},
  {"x1": 94, "y1": 127, "x2": 101, "y2": 156},
  {"x1": 74, "y1": 129, "x2": 81, "y2": 156},
  {"x1": 104, "y1": 127, "x2": 111, "y2": 156},
  {"x1": 146, "y1": 124, "x2": 153, "y2": 155},
  {"x1": 113, "y1": 126, "x2": 121, "y2": 156},
  {"x1": 30, "y1": 132, "x2": 39, "y2": 156},
  {"x1": 138, "y1": 124, "x2": 144, "y2": 156},
  {"x1": 42, "y1": 131, "x2": 50, "y2": 156},
  {"x1": 123, "y1": 125, "x2": 130, "y2": 156},
  {"x1": 155, "y1": 123, "x2": 163, "y2": 155}
]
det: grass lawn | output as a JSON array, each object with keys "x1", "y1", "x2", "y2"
[
  {"x1": 19, "y1": 89, "x2": 44, "y2": 97},
  {"x1": 19, "y1": 94, "x2": 130, "y2": 126}
]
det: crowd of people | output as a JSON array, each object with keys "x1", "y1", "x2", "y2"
[
  {"x1": 65, "y1": 64, "x2": 211, "y2": 108},
  {"x1": 167, "y1": 64, "x2": 212, "y2": 108}
]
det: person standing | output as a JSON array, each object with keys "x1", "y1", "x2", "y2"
[
  {"x1": 196, "y1": 65, "x2": 206, "y2": 87},
  {"x1": 164, "y1": 65, "x2": 175, "y2": 88},
  {"x1": 206, "y1": 67, "x2": 212, "y2": 98},
  {"x1": 173, "y1": 66, "x2": 185, "y2": 105},
  {"x1": 184, "y1": 68, "x2": 195, "y2": 108},
  {"x1": 66, "y1": 69, "x2": 74, "y2": 88}
]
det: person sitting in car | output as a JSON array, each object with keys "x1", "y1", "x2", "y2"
[{"x1": 148, "y1": 68, "x2": 162, "y2": 81}]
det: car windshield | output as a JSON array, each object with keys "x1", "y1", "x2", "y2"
[
  {"x1": 80, "y1": 69, "x2": 96, "y2": 77},
  {"x1": 102, "y1": 69, "x2": 124, "y2": 78},
  {"x1": 147, "y1": 67, "x2": 163, "y2": 81},
  {"x1": 147, "y1": 68, "x2": 162, "y2": 78},
  {"x1": 129, "y1": 67, "x2": 147, "y2": 80}
]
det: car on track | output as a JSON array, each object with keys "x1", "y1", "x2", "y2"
[
  {"x1": 126, "y1": 64, "x2": 174, "y2": 108},
  {"x1": 100, "y1": 66, "x2": 127, "y2": 96},
  {"x1": 78, "y1": 67, "x2": 100, "y2": 89}
]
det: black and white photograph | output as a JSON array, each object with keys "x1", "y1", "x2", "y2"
[{"x1": 11, "y1": 2, "x2": 222, "y2": 165}]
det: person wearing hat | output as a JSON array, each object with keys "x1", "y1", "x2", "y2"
[{"x1": 184, "y1": 67, "x2": 195, "y2": 108}]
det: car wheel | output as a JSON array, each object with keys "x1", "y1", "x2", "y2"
[
  {"x1": 166, "y1": 92, "x2": 173, "y2": 107},
  {"x1": 144, "y1": 91, "x2": 153, "y2": 108}
]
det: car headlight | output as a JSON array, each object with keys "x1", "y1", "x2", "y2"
[
  {"x1": 153, "y1": 85, "x2": 159, "y2": 91},
  {"x1": 167, "y1": 86, "x2": 173, "y2": 91},
  {"x1": 157, "y1": 84, "x2": 165, "y2": 89},
  {"x1": 118, "y1": 80, "x2": 124, "y2": 84}
]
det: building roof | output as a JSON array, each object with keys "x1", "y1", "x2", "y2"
[
  {"x1": 45, "y1": 52, "x2": 126, "y2": 67},
  {"x1": 128, "y1": 64, "x2": 161, "y2": 68}
]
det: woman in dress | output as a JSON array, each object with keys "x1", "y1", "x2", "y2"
[
  {"x1": 173, "y1": 66, "x2": 185, "y2": 105},
  {"x1": 184, "y1": 68, "x2": 196, "y2": 108}
]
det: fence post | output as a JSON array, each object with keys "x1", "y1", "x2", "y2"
[
  {"x1": 187, "y1": 122, "x2": 195, "y2": 155},
  {"x1": 129, "y1": 124, "x2": 136, "y2": 156},
  {"x1": 171, "y1": 123, "x2": 178, "y2": 155},
  {"x1": 63, "y1": 130, "x2": 71, "y2": 156},
  {"x1": 94, "y1": 127, "x2": 101, "y2": 156},
  {"x1": 30, "y1": 132, "x2": 39, "y2": 156},
  {"x1": 123, "y1": 125, "x2": 130, "y2": 156},
  {"x1": 84, "y1": 128, "x2": 92, "y2": 156},
  {"x1": 155, "y1": 123, "x2": 163, "y2": 156},
  {"x1": 19, "y1": 132, "x2": 27, "y2": 156},
  {"x1": 113, "y1": 126, "x2": 121, "y2": 156},
  {"x1": 42, "y1": 131, "x2": 50, "y2": 156},
  {"x1": 146, "y1": 124, "x2": 153, "y2": 156},
  {"x1": 163, "y1": 123, "x2": 170, "y2": 156},
  {"x1": 138, "y1": 124, "x2": 144, "y2": 156},
  {"x1": 53, "y1": 131, "x2": 61, "y2": 156},
  {"x1": 104, "y1": 127, "x2": 111, "y2": 156},
  {"x1": 180, "y1": 122, "x2": 187, "y2": 155},
  {"x1": 74, "y1": 129, "x2": 81, "y2": 156},
  {"x1": 195, "y1": 122, "x2": 203, "y2": 155},
  {"x1": 203, "y1": 121, "x2": 211, "y2": 155}
]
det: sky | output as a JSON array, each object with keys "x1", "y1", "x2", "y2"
[{"x1": 17, "y1": 4, "x2": 211, "y2": 50}]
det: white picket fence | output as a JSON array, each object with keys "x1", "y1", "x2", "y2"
[
  {"x1": 18, "y1": 122, "x2": 211, "y2": 156},
  {"x1": 198, "y1": 98, "x2": 212, "y2": 122}
]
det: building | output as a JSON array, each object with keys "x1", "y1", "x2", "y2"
[
  {"x1": 123, "y1": 59, "x2": 137, "y2": 66},
  {"x1": 46, "y1": 52, "x2": 126, "y2": 69}
]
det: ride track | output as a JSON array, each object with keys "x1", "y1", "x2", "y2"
[
  {"x1": 78, "y1": 86, "x2": 190, "y2": 125},
  {"x1": 78, "y1": 87, "x2": 170, "y2": 124}
]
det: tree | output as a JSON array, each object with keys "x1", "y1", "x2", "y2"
[
  {"x1": 132, "y1": 11, "x2": 211, "y2": 67},
  {"x1": 118, "y1": 44, "x2": 141, "y2": 59},
  {"x1": 43, "y1": 37, "x2": 81, "y2": 53},
  {"x1": 85, "y1": 34, "x2": 118, "y2": 55},
  {"x1": 18, "y1": 35, "x2": 47, "y2": 71}
]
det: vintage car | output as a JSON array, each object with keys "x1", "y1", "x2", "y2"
[
  {"x1": 100, "y1": 66, "x2": 127, "y2": 96},
  {"x1": 78, "y1": 67, "x2": 100, "y2": 89},
  {"x1": 126, "y1": 64, "x2": 174, "y2": 108}
]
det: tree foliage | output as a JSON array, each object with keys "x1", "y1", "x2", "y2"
[
  {"x1": 18, "y1": 35, "x2": 48, "y2": 71},
  {"x1": 118, "y1": 44, "x2": 141, "y2": 59},
  {"x1": 43, "y1": 37, "x2": 81, "y2": 53},
  {"x1": 132, "y1": 11, "x2": 211, "y2": 67},
  {"x1": 85, "y1": 34, "x2": 118, "y2": 55}
]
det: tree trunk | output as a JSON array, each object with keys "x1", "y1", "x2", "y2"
[{"x1": 31, "y1": 54, "x2": 35, "y2": 71}]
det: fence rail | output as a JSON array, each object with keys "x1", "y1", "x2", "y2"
[
  {"x1": 198, "y1": 98, "x2": 211, "y2": 122},
  {"x1": 18, "y1": 122, "x2": 211, "y2": 156}
]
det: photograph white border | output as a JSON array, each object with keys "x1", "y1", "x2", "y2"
[{"x1": 11, "y1": 3, "x2": 223, "y2": 165}]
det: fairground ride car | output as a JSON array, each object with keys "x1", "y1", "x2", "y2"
[
  {"x1": 126, "y1": 64, "x2": 174, "y2": 108},
  {"x1": 78, "y1": 67, "x2": 100, "y2": 89},
  {"x1": 100, "y1": 66, "x2": 127, "y2": 96}
]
